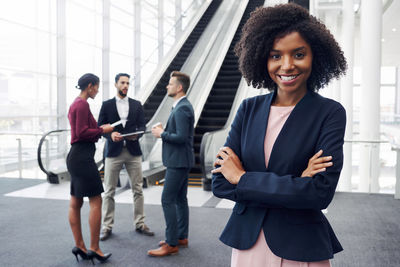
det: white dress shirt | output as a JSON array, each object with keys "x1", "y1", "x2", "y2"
[{"x1": 115, "y1": 96, "x2": 129, "y2": 127}]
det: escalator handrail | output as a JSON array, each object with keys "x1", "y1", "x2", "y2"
[
  {"x1": 137, "y1": 0, "x2": 212, "y2": 105},
  {"x1": 199, "y1": 77, "x2": 256, "y2": 180},
  {"x1": 37, "y1": 129, "x2": 69, "y2": 177},
  {"x1": 200, "y1": 129, "x2": 224, "y2": 180},
  {"x1": 143, "y1": 0, "x2": 225, "y2": 132}
]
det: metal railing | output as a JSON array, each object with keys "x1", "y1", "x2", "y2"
[
  {"x1": 36, "y1": 130, "x2": 105, "y2": 184},
  {"x1": 200, "y1": 122, "x2": 400, "y2": 197},
  {"x1": 0, "y1": 132, "x2": 43, "y2": 178},
  {"x1": 37, "y1": 129, "x2": 69, "y2": 183}
]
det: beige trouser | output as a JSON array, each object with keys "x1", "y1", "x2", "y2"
[{"x1": 102, "y1": 148, "x2": 145, "y2": 230}]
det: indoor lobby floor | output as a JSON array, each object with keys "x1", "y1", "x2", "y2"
[{"x1": 1, "y1": 177, "x2": 399, "y2": 267}]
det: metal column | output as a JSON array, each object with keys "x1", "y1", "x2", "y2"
[
  {"x1": 395, "y1": 68, "x2": 400, "y2": 117},
  {"x1": 56, "y1": 0, "x2": 67, "y2": 131},
  {"x1": 103, "y1": 0, "x2": 111, "y2": 101}
]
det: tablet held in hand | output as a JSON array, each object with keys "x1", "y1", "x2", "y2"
[{"x1": 120, "y1": 131, "x2": 144, "y2": 137}]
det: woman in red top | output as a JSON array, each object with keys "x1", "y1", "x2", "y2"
[{"x1": 66, "y1": 73, "x2": 113, "y2": 264}]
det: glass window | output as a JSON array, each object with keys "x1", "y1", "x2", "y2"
[
  {"x1": 66, "y1": 1, "x2": 102, "y2": 46},
  {"x1": 0, "y1": 0, "x2": 56, "y2": 136},
  {"x1": 110, "y1": 21, "x2": 134, "y2": 56},
  {"x1": 66, "y1": 1, "x2": 103, "y2": 114},
  {"x1": 0, "y1": 0, "x2": 37, "y2": 29}
]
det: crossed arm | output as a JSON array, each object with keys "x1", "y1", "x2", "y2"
[{"x1": 211, "y1": 102, "x2": 346, "y2": 210}]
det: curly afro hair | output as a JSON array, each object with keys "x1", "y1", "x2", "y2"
[{"x1": 234, "y1": 3, "x2": 347, "y2": 91}]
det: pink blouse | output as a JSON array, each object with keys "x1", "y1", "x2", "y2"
[{"x1": 231, "y1": 105, "x2": 330, "y2": 267}]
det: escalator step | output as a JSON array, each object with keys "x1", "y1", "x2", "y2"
[
  {"x1": 204, "y1": 102, "x2": 232, "y2": 109},
  {"x1": 201, "y1": 109, "x2": 230, "y2": 117},
  {"x1": 209, "y1": 88, "x2": 237, "y2": 94},
  {"x1": 143, "y1": 0, "x2": 223, "y2": 123},
  {"x1": 218, "y1": 70, "x2": 241, "y2": 76},
  {"x1": 195, "y1": 126, "x2": 223, "y2": 134},
  {"x1": 198, "y1": 117, "x2": 227, "y2": 125},
  {"x1": 216, "y1": 76, "x2": 241, "y2": 82},
  {"x1": 191, "y1": 0, "x2": 265, "y2": 176},
  {"x1": 206, "y1": 96, "x2": 235, "y2": 103}
]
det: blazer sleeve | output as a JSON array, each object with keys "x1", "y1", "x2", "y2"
[
  {"x1": 211, "y1": 101, "x2": 244, "y2": 201},
  {"x1": 161, "y1": 105, "x2": 192, "y2": 144},
  {"x1": 98, "y1": 102, "x2": 112, "y2": 141},
  {"x1": 235, "y1": 105, "x2": 346, "y2": 210}
]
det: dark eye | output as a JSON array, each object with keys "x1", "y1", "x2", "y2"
[
  {"x1": 270, "y1": 54, "x2": 280, "y2": 60},
  {"x1": 294, "y1": 52, "x2": 305, "y2": 59}
]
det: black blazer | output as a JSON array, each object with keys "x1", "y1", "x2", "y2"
[
  {"x1": 161, "y1": 97, "x2": 195, "y2": 168},
  {"x1": 212, "y1": 90, "x2": 346, "y2": 262},
  {"x1": 98, "y1": 97, "x2": 145, "y2": 157}
]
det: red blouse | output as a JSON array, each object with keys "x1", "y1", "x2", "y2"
[{"x1": 68, "y1": 97, "x2": 103, "y2": 144}]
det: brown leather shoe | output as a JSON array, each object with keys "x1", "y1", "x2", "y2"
[
  {"x1": 158, "y1": 238, "x2": 188, "y2": 248},
  {"x1": 136, "y1": 224, "x2": 154, "y2": 236},
  {"x1": 147, "y1": 244, "x2": 179, "y2": 257}
]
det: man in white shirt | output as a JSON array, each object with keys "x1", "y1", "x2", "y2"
[{"x1": 98, "y1": 73, "x2": 154, "y2": 241}]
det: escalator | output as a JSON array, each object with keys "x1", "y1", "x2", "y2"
[
  {"x1": 189, "y1": 0, "x2": 265, "y2": 187},
  {"x1": 143, "y1": 0, "x2": 222, "y2": 123},
  {"x1": 37, "y1": 1, "x2": 222, "y2": 185}
]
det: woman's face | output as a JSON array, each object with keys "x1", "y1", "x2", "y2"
[
  {"x1": 87, "y1": 83, "x2": 99, "y2": 99},
  {"x1": 267, "y1": 31, "x2": 312, "y2": 95}
]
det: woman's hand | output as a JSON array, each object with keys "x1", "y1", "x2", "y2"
[
  {"x1": 301, "y1": 150, "x2": 333, "y2": 177},
  {"x1": 211, "y1": 147, "x2": 245, "y2": 185},
  {"x1": 100, "y1": 124, "x2": 114, "y2": 134}
]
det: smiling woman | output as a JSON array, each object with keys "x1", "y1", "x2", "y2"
[
  {"x1": 267, "y1": 32, "x2": 313, "y2": 106},
  {"x1": 211, "y1": 3, "x2": 347, "y2": 267},
  {"x1": 235, "y1": 4, "x2": 346, "y2": 93}
]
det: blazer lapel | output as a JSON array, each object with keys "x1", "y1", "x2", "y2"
[
  {"x1": 126, "y1": 98, "x2": 135, "y2": 127},
  {"x1": 166, "y1": 98, "x2": 185, "y2": 129},
  {"x1": 259, "y1": 92, "x2": 275, "y2": 171},
  {"x1": 165, "y1": 106, "x2": 175, "y2": 130},
  {"x1": 110, "y1": 97, "x2": 123, "y2": 131},
  {"x1": 111, "y1": 98, "x2": 121, "y2": 122},
  {"x1": 267, "y1": 90, "x2": 313, "y2": 170}
]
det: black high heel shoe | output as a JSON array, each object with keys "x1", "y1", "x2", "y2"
[
  {"x1": 71, "y1": 247, "x2": 88, "y2": 262},
  {"x1": 87, "y1": 250, "x2": 112, "y2": 265}
]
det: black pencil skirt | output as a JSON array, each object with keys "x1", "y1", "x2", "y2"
[{"x1": 66, "y1": 142, "x2": 104, "y2": 197}]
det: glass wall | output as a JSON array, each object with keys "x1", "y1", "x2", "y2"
[
  {"x1": 0, "y1": 0, "x2": 57, "y2": 178},
  {"x1": 66, "y1": 0, "x2": 103, "y2": 115},
  {"x1": 109, "y1": 0, "x2": 134, "y2": 100},
  {"x1": 0, "y1": 0, "x2": 206, "y2": 178}
]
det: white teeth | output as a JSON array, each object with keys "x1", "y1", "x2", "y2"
[{"x1": 280, "y1": 75, "x2": 297, "y2": 81}]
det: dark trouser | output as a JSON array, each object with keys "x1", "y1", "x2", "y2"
[{"x1": 162, "y1": 167, "x2": 189, "y2": 246}]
